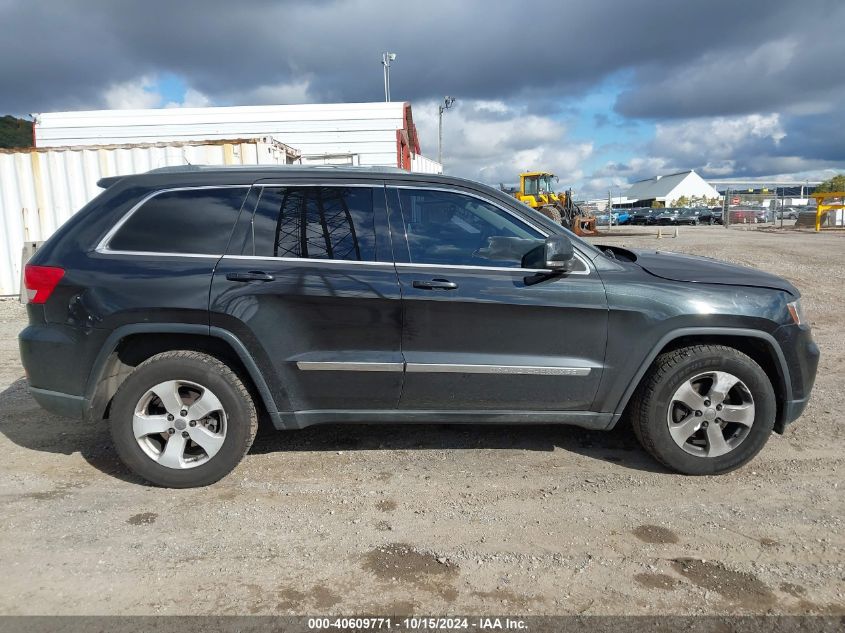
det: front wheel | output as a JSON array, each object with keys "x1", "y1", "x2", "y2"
[
  {"x1": 629, "y1": 345, "x2": 776, "y2": 475},
  {"x1": 110, "y1": 351, "x2": 258, "y2": 487},
  {"x1": 536, "y1": 205, "x2": 562, "y2": 224}
]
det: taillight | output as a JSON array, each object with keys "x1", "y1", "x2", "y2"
[{"x1": 23, "y1": 265, "x2": 65, "y2": 304}]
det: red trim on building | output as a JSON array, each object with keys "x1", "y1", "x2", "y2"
[
  {"x1": 396, "y1": 130, "x2": 411, "y2": 171},
  {"x1": 393, "y1": 102, "x2": 418, "y2": 171}
]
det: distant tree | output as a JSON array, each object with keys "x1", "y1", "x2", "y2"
[
  {"x1": 0, "y1": 115, "x2": 33, "y2": 148},
  {"x1": 672, "y1": 195, "x2": 689, "y2": 207},
  {"x1": 815, "y1": 174, "x2": 845, "y2": 193}
]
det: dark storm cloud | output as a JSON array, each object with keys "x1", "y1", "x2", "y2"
[
  {"x1": 0, "y1": 0, "x2": 837, "y2": 114},
  {"x1": 779, "y1": 111, "x2": 845, "y2": 163},
  {"x1": 1, "y1": 0, "x2": 842, "y2": 190},
  {"x1": 615, "y1": 30, "x2": 845, "y2": 120}
]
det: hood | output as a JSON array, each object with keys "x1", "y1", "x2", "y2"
[{"x1": 630, "y1": 249, "x2": 798, "y2": 296}]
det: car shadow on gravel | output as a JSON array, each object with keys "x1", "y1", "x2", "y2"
[
  {"x1": 0, "y1": 378, "x2": 669, "y2": 483},
  {"x1": 0, "y1": 378, "x2": 149, "y2": 485},
  {"x1": 249, "y1": 418, "x2": 670, "y2": 474}
]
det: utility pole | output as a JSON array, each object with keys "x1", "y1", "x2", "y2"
[
  {"x1": 438, "y1": 96, "x2": 456, "y2": 166},
  {"x1": 381, "y1": 52, "x2": 396, "y2": 102}
]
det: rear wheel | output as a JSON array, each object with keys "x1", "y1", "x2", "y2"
[
  {"x1": 110, "y1": 351, "x2": 257, "y2": 488},
  {"x1": 630, "y1": 345, "x2": 776, "y2": 475}
]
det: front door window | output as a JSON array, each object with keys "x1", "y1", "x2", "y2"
[{"x1": 397, "y1": 189, "x2": 544, "y2": 268}]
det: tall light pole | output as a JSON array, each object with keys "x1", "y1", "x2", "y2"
[
  {"x1": 438, "y1": 96, "x2": 456, "y2": 166},
  {"x1": 381, "y1": 52, "x2": 396, "y2": 102}
]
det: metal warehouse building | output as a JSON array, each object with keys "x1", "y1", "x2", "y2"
[
  {"x1": 614, "y1": 169, "x2": 722, "y2": 208},
  {"x1": 33, "y1": 102, "x2": 441, "y2": 173}
]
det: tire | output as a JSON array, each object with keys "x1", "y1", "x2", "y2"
[
  {"x1": 536, "y1": 205, "x2": 562, "y2": 224},
  {"x1": 110, "y1": 351, "x2": 258, "y2": 488},
  {"x1": 629, "y1": 344, "x2": 776, "y2": 475}
]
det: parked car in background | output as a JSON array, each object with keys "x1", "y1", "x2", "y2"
[
  {"x1": 696, "y1": 208, "x2": 717, "y2": 224},
  {"x1": 629, "y1": 208, "x2": 659, "y2": 225},
  {"x1": 596, "y1": 210, "x2": 630, "y2": 226},
  {"x1": 776, "y1": 208, "x2": 798, "y2": 220},
  {"x1": 710, "y1": 208, "x2": 724, "y2": 225},
  {"x1": 655, "y1": 208, "x2": 681, "y2": 225},
  {"x1": 755, "y1": 209, "x2": 772, "y2": 223},
  {"x1": 675, "y1": 209, "x2": 708, "y2": 225},
  {"x1": 729, "y1": 208, "x2": 758, "y2": 224}
]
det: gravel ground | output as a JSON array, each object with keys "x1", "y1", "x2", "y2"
[{"x1": 0, "y1": 225, "x2": 842, "y2": 616}]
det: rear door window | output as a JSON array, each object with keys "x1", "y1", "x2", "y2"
[
  {"x1": 108, "y1": 187, "x2": 248, "y2": 254},
  {"x1": 246, "y1": 186, "x2": 377, "y2": 261}
]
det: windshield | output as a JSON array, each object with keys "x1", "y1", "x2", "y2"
[
  {"x1": 523, "y1": 176, "x2": 539, "y2": 195},
  {"x1": 540, "y1": 175, "x2": 556, "y2": 193}
]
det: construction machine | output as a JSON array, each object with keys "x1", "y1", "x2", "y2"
[{"x1": 507, "y1": 171, "x2": 598, "y2": 236}]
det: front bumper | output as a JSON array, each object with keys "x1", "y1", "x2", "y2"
[{"x1": 773, "y1": 323, "x2": 820, "y2": 432}]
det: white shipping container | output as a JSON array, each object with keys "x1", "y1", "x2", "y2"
[
  {"x1": 411, "y1": 154, "x2": 443, "y2": 175},
  {"x1": 0, "y1": 137, "x2": 299, "y2": 296},
  {"x1": 34, "y1": 102, "x2": 441, "y2": 173}
]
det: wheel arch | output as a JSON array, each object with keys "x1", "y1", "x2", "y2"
[
  {"x1": 84, "y1": 324, "x2": 281, "y2": 427},
  {"x1": 612, "y1": 327, "x2": 791, "y2": 433}
]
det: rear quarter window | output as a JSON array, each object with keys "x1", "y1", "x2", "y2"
[{"x1": 107, "y1": 187, "x2": 248, "y2": 254}]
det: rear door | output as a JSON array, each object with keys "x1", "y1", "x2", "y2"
[
  {"x1": 388, "y1": 185, "x2": 608, "y2": 411},
  {"x1": 210, "y1": 179, "x2": 403, "y2": 417}
]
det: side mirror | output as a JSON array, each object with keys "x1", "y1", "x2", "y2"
[
  {"x1": 543, "y1": 235, "x2": 574, "y2": 271},
  {"x1": 521, "y1": 235, "x2": 574, "y2": 272}
]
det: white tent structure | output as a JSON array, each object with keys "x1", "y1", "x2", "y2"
[{"x1": 617, "y1": 170, "x2": 721, "y2": 207}]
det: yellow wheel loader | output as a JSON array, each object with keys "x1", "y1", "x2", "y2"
[{"x1": 508, "y1": 171, "x2": 598, "y2": 236}]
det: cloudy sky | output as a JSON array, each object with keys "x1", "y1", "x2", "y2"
[{"x1": 1, "y1": 0, "x2": 843, "y2": 196}]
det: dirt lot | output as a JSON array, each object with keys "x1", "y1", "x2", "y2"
[{"x1": 0, "y1": 225, "x2": 842, "y2": 616}]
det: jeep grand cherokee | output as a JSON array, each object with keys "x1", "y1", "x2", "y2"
[{"x1": 19, "y1": 167, "x2": 819, "y2": 487}]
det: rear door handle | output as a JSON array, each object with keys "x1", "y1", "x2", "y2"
[
  {"x1": 412, "y1": 278, "x2": 458, "y2": 290},
  {"x1": 226, "y1": 271, "x2": 275, "y2": 282}
]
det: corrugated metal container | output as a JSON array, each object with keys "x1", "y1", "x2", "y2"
[
  {"x1": 34, "y1": 102, "x2": 442, "y2": 171},
  {"x1": 0, "y1": 137, "x2": 299, "y2": 295},
  {"x1": 411, "y1": 154, "x2": 443, "y2": 175}
]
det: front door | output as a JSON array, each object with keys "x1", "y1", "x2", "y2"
[
  {"x1": 388, "y1": 186, "x2": 608, "y2": 411},
  {"x1": 210, "y1": 181, "x2": 403, "y2": 419}
]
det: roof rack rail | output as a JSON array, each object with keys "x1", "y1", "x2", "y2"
[{"x1": 144, "y1": 164, "x2": 408, "y2": 175}]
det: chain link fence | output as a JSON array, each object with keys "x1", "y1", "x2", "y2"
[{"x1": 719, "y1": 187, "x2": 816, "y2": 229}]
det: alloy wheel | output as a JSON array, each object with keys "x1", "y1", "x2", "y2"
[
  {"x1": 666, "y1": 371, "x2": 755, "y2": 458},
  {"x1": 132, "y1": 379, "x2": 227, "y2": 469}
]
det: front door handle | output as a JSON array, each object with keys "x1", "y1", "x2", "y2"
[
  {"x1": 226, "y1": 271, "x2": 275, "y2": 282},
  {"x1": 412, "y1": 278, "x2": 458, "y2": 290}
]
